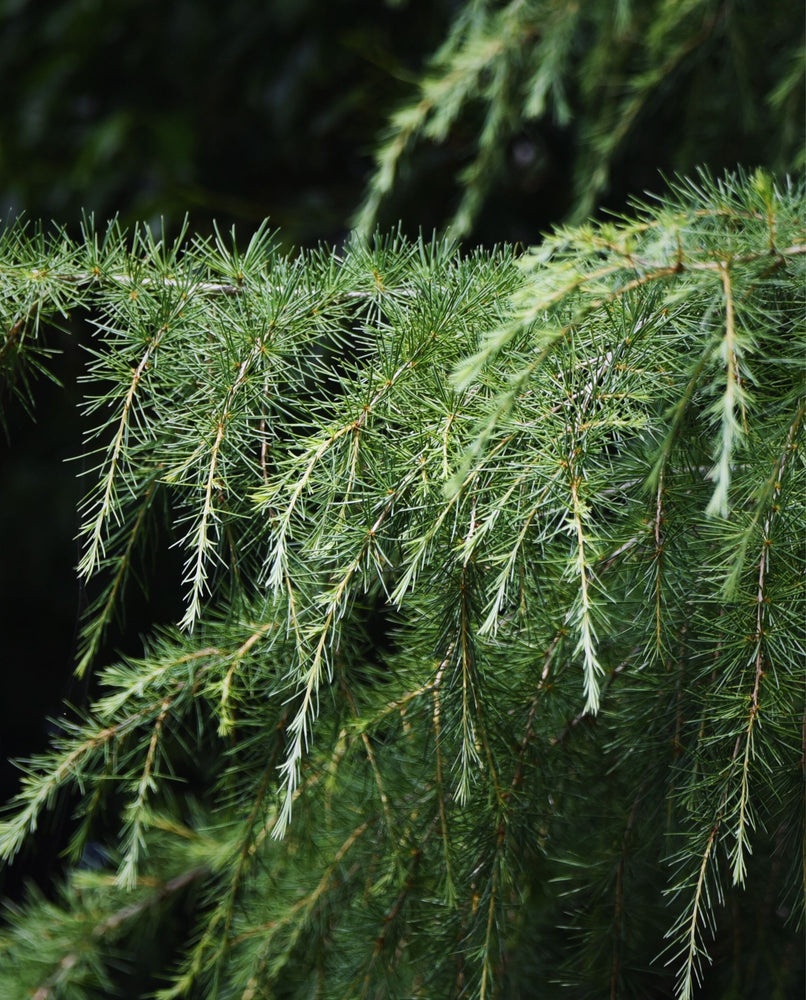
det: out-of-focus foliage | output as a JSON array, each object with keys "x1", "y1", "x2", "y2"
[
  {"x1": 355, "y1": 0, "x2": 805, "y2": 240},
  {"x1": 0, "y1": 0, "x2": 450, "y2": 242},
  {"x1": 2, "y1": 0, "x2": 802, "y2": 246}
]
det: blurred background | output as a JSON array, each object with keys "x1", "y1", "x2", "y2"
[
  {"x1": 0, "y1": 0, "x2": 802, "y2": 898},
  {"x1": 0, "y1": 0, "x2": 449, "y2": 243}
]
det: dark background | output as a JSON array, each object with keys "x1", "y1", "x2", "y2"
[{"x1": 0, "y1": 0, "x2": 802, "y2": 900}]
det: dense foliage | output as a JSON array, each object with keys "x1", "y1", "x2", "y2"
[
  {"x1": 1, "y1": 0, "x2": 804, "y2": 996},
  {"x1": 0, "y1": 170, "x2": 803, "y2": 998}
]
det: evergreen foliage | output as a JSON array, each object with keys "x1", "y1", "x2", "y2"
[
  {"x1": 0, "y1": 169, "x2": 804, "y2": 998},
  {"x1": 354, "y1": 0, "x2": 805, "y2": 237}
]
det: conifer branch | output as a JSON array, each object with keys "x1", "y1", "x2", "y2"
[
  {"x1": 75, "y1": 475, "x2": 159, "y2": 677},
  {"x1": 78, "y1": 331, "x2": 167, "y2": 580},
  {"x1": 0, "y1": 170, "x2": 803, "y2": 998}
]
